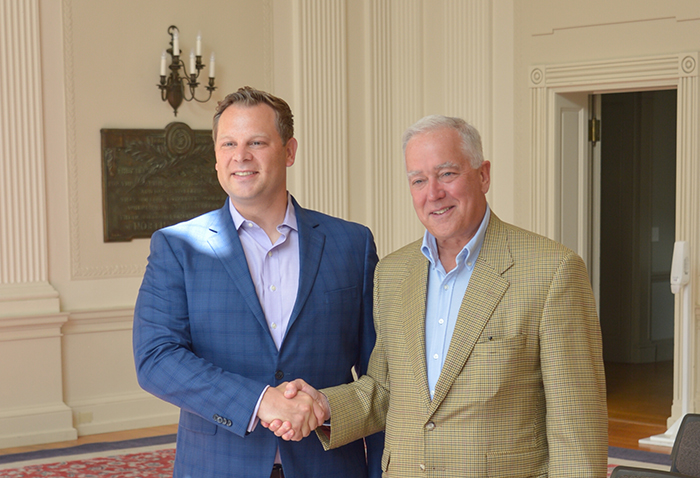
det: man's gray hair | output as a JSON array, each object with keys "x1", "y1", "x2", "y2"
[{"x1": 402, "y1": 115, "x2": 484, "y2": 169}]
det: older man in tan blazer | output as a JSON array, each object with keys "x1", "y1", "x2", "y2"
[{"x1": 266, "y1": 115, "x2": 608, "y2": 477}]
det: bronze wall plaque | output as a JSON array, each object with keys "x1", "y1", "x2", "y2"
[{"x1": 101, "y1": 122, "x2": 227, "y2": 242}]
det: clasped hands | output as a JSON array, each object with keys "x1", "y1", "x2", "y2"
[{"x1": 258, "y1": 379, "x2": 329, "y2": 441}]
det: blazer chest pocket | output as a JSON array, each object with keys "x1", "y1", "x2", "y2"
[
  {"x1": 180, "y1": 410, "x2": 218, "y2": 436},
  {"x1": 471, "y1": 334, "x2": 527, "y2": 356},
  {"x1": 324, "y1": 285, "x2": 358, "y2": 304},
  {"x1": 464, "y1": 335, "x2": 532, "y2": 399}
]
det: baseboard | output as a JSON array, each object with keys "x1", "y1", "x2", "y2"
[
  {"x1": 0, "y1": 403, "x2": 77, "y2": 448},
  {"x1": 68, "y1": 392, "x2": 179, "y2": 436}
]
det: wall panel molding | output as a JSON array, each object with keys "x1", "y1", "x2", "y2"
[
  {"x1": 292, "y1": 0, "x2": 348, "y2": 218},
  {"x1": 61, "y1": 0, "x2": 145, "y2": 279},
  {"x1": 362, "y1": 0, "x2": 424, "y2": 257},
  {"x1": 0, "y1": 0, "x2": 59, "y2": 312},
  {"x1": 443, "y1": 0, "x2": 493, "y2": 160},
  {"x1": 387, "y1": 0, "x2": 424, "y2": 254},
  {"x1": 364, "y1": 0, "x2": 392, "y2": 255}
]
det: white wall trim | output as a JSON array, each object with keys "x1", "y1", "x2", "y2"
[
  {"x1": 63, "y1": 307, "x2": 134, "y2": 334},
  {"x1": 0, "y1": 0, "x2": 49, "y2": 286},
  {"x1": 290, "y1": 0, "x2": 349, "y2": 219}
]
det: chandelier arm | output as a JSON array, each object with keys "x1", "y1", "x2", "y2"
[
  {"x1": 191, "y1": 90, "x2": 214, "y2": 103},
  {"x1": 157, "y1": 25, "x2": 216, "y2": 115}
]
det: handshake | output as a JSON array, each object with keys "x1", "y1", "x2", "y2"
[{"x1": 257, "y1": 379, "x2": 329, "y2": 441}]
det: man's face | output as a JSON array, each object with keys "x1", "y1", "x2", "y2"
[
  {"x1": 214, "y1": 103, "x2": 296, "y2": 211},
  {"x1": 405, "y1": 127, "x2": 490, "y2": 248}
]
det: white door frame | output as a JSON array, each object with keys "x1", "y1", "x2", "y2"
[{"x1": 529, "y1": 52, "x2": 700, "y2": 426}]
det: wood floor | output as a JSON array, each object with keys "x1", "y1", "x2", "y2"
[
  {"x1": 606, "y1": 360, "x2": 673, "y2": 454},
  {"x1": 0, "y1": 361, "x2": 674, "y2": 457}
]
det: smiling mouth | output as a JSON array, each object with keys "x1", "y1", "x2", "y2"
[
  {"x1": 431, "y1": 206, "x2": 453, "y2": 216},
  {"x1": 233, "y1": 171, "x2": 257, "y2": 177}
]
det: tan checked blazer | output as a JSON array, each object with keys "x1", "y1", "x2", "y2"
[{"x1": 321, "y1": 214, "x2": 608, "y2": 478}]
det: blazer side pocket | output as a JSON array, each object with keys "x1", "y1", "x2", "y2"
[{"x1": 486, "y1": 446, "x2": 547, "y2": 478}]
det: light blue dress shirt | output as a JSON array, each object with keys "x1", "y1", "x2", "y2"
[{"x1": 421, "y1": 205, "x2": 490, "y2": 399}]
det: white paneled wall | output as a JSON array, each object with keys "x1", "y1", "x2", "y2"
[
  {"x1": 0, "y1": 0, "x2": 73, "y2": 448},
  {"x1": 0, "y1": 0, "x2": 498, "y2": 446}
]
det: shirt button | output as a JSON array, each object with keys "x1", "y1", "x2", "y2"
[
  {"x1": 271, "y1": 322, "x2": 277, "y2": 329},
  {"x1": 268, "y1": 251, "x2": 273, "y2": 257},
  {"x1": 425, "y1": 421, "x2": 435, "y2": 431},
  {"x1": 247, "y1": 222, "x2": 253, "y2": 227},
  {"x1": 438, "y1": 318, "x2": 444, "y2": 325},
  {"x1": 443, "y1": 285, "x2": 449, "y2": 290},
  {"x1": 433, "y1": 353, "x2": 439, "y2": 360},
  {"x1": 270, "y1": 285, "x2": 276, "y2": 291},
  {"x1": 419, "y1": 464, "x2": 426, "y2": 471},
  {"x1": 467, "y1": 261, "x2": 473, "y2": 267}
]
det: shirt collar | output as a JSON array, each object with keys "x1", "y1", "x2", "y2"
[
  {"x1": 421, "y1": 203, "x2": 491, "y2": 269},
  {"x1": 228, "y1": 193, "x2": 298, "y2": 232}
]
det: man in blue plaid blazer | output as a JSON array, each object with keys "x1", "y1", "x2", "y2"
[{"x1": 133, "y1": 87, "x2": 382, "y2": 478}]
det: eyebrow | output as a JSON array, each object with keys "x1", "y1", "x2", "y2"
[
  {"x1": 217, "y1": 133, "x2": 271, "y2": 142},
  {"x1": 407, "y1": 161, "x2": 460, "y2": 178},
  {"x1": 435, "y1": 161, "x2": 460, "y2": 170}
]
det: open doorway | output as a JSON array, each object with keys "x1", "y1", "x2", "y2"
[
  {"x1": 598, "y1": 89, "x2": 677, "y2": 363},
  {"x1": 530, "y1": 53, "x2": 700, "y2": 448},
  {"x1": 596, "y1": 89, "x2": 677, "y2": 444}
]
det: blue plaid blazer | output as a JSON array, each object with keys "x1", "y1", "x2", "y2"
[{"x1": 133, "y1": 198, "x2": 382, "y2": 478}]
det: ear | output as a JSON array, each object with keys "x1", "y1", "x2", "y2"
[
  {"x1": 479, "y1": 160, "x2": 491, "y2": 194},
  {"x1": 285, "y1": 138, "x2": 298, "y2": 167}
]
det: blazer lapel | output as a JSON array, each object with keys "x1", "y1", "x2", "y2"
[
  {"x1": 401, "y1": 250, "x2": 433, "y2": 409},
  {"x1": 429, "y1": 214, "x2": 513, "y2": 413},
  {"x1": 286, "y1": 199, "x2": 325, "y2": 336},
  {"x1": 206, "y1": 202, "x2": 269, "y2": 337}
]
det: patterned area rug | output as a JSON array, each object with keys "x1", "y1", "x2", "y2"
[
  {"x1": 0, "y1": 438, "x2": 672, "y2": 477},
  {"x1": 0, "y1": 448, "x2": 174, "y2": 477}
]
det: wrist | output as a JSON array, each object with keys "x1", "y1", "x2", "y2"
[{"x1": 319, "y1": 392, "x2": 331, "y2": 423}]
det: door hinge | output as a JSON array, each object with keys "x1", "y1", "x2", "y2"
[{"x1": 589, "y1": 118, "x2": 601, "y2": 143}]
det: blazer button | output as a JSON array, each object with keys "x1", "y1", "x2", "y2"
[
  {"x1": 425, "y1": 421, "x2": 435, "y2": 431},
  {"x1": 275, "y1": 370, "x2": 284, "y2": 380}
]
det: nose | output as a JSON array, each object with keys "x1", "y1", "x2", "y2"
[
  {"x1": 427, "y1": 177, "x2": 445, "y2": 201},
  {"x1": 233, "y1": 146, "x2": 252, "y2": 162}
]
